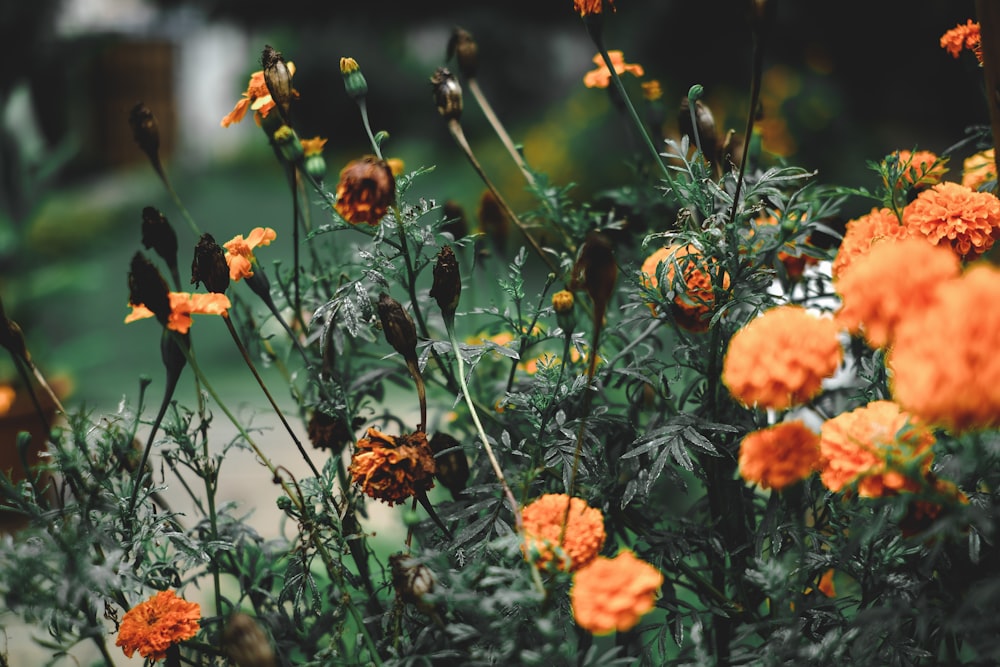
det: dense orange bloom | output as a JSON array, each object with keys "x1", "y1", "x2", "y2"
[
  {"x1": 223, "y1": 227, "x2": 277, "y2": 281},
  {"x1": 641, "y1": 244, "x2": 729, "y2": 331},
  {"x1": 583, "y1": 51, "x2": 644, "y2": 89},
  {"x1": 300, "y1": 136, "x2": 327, "y2": 157},
  {"x1": 348, "y1": 428, "x2": 436, "y2": 505},
  {"x1": 751, "y1": 212, "x2": 820, "y2": 280},
  {"x1": 722, "y1": 305, "x2": 843, "y2": 410},
  {"x1": 903, "y1": 181, "x2": 1000, "y2": 259},
  {"x1": 940, "y1": 20, "x2": 982, "y2": 62},
  {"x1": 834, "y1": 237, "x2": 961, "y2": 348},
  {"x1": 125, "y1": 292, "x2": 231, "y2": 334},
  {"x1": 116, "y1": 590, "x2": 200, "y2": 661},
  {"x1": 831, "y1": 207, "x2": 907, "y2": 281},
  {"x1": 962, "y1": 148, "x2": 996, "y2": 191},
  {"x1": 738, "y1": 421, "x2": 821, "y2": 490},
  {"x1": 571, "y1": 550, "x2": 663, "y2": 635},
  {"x1": 883, "y1": 150, "x2": 948, "y2": 190},
  {"x1": 573, "y1": 0, "x2": 615, "y2": 17},
  {"x1": 220, "y1": 62, "x2": 298, "y2": 127},
  {"x1": 334, "y1": 156, "x2": 396, "y2": 225},
  {"x1": 818, "y1": 401, "x2": 935, "y2": 497},
  {"x1": 521, "y1": 494, "x2": 606, "y2": 572},
  {"x1": 889, "y1": 264, "x2": 1000, "y2": 432}
]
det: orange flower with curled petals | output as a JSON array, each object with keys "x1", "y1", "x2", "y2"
[
  {"x1": 883, "y1": 150, "x2": 948, "y2": 191},
  {"x1": 722, "y1": 305, "x2": 843, "y2": 411},
  {"x1": 115, "y1": 590, "x2": 200, "y2": 661},
  {"x1": 573, "y1": 0, "x2": 615, "y2": 17},
  {"x1": 831, "y1": 207, "x2": 907, "y2": 281},
  {"x1": 334, "y1": 155, "x2": 396, "y2": 225},
  {"x1": 221, "y1": 62, "x2": 297, "y2": 127},
  {"x1": 903, "y1": 181, "x2": 1000, "y2": 259},
  {"x1": 834, "y1": 237, "x2": 961, "y2": 349},
  {"x1": 300, "y1": 136, "x2": 327, "y2": 157},
  {"x1": 583, "y1": 51, "x2": 643, "y2": 89},
  {"x1": 571, "y1": 550, "x2": 663, "y2": 635},
  {"x1": 125, "y1": 292, "x2": 231, "y2": 334},
  {"x1": 738, "y1": 421, "x2": 821, "y2": 490},
  {"x1": 962, "y1": 148, "x2": 996, "y2": 191},
  {"x1": 940, "y1": 20, "x2": 982, "y2": 62},
  {"x1": 641, "y1": 244, "x2": 729, "y2": 332},
  {"x1": 348, "y1": 428, "x2": 436, "y2": 506},
  {"x1": 889, "y1": 264, "x2": 1000, "y2": 432},
  {"x1": 818, "y1": 400, "x2": 935, "y2": 497},
  {"x1": 521, "y1": 494, "x2": 606, "y2": 572},
  {"x1": 223, "y1": 227, "x2": 277, "y2": 281}
]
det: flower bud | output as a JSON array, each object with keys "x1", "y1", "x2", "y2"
[
  {"x1": 429, "y1": 431, "x2": 470, "y2": 497},
  {"x1": 261, "y1": 45, "x2": 293, "y2": 121},
  {"x1": 301, "y1": 136, "x2": 328, "y2": 182},
  {"x1": 128, "y1": 102, "x2": 160, "y2": 164},
  {"x1": 191, "y1": 233, "x2": 231, "y2": 294},
  {"x1": 224, "y1": 612, "x2": 276, "y2": 667},
  {"x1": 340, "y1": 57, "x2": 368, "y2": 101},
  {"x1": 390, "y1": 552, "x2": 437, "y2": 608},
  {"x1": 429, "y1": 245, "x2": 461, "y2": 323},
  {"x1": 552, "y1": 289, "x2": 576, "y2": 333},
  {"x1": 430, "y1": 67, "x2": 462, "y2": 121},
  {"x1": 441, "y1": 200, "x2": 469, "y2": 239},
  {"x1": 272, "y1": 125, "x2": 304, "y2": 164},
  {"x1": 141, "y1": 207, "x2": 178, "y2": 273},
  {"x1": 128, "y1": 252, "x2": 171, "y2": 327},
  {"x1": 377, "y1": 293, "x2": 418, "y2": 362},
  {"x1": 447, "y1": 27, "x2": 479, "y2": 79}
]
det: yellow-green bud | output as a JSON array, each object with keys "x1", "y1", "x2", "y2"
[
  {"x1": 304, "y1": 153, "x2": 327, "y2": 181},
  {"x1": 340, "y1": 57, "x2": 368, "y2": 100},
  {"x1": 272, "y1": 125, "x2": 303, "y2": 164}
]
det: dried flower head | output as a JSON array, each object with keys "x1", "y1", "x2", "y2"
[
  {"x1": 831, "y1": 207, "x2": 907, "y2": 281},
  {"x1": 334, "y1": 155, "x2": 396, "y2": 225},
  {"x1": 261, "y1": 45, "x2": 293, "y2": 120},
  {"x1": 962, "y1": 148, "x2": 996, "y2": 191},
  {"x1": 940, "y1": 19, "x2": 982, "y2": 62},
  {"x1": 221, "y1": 61, "x2": 297, "y2": 127},
  {"x1": 128, "y1": 102, "x2": 160, "y2": 164},
  {"x1": 115, "y1": 590, "x2": 200, "y2": 661},
  {"x1": 583, "y1": 51, "x2": 644, "y2": 89},
  {"x1": 430, "y1": 67, "x2": 463, "y2": 120},
  {"x1": 573, "y1": 0, "x2": 616, "y2": 17},
  {"x1": 428, "y1": 431, "x2": 470, "y2": 497},
  {"x1": 348, "y1": 428, "x2": 436, "y2": 505},
  {"x1": 125, "y1": 291, "x2": 232, "y2": 334},
  {"x1": 390, "y1": 553, "x2": 437, "y2": 608},
  {"x1": 641, "y1": 244, "x2": 729, "y2": 332},
  {"x1": 128, "y1": 252, "x2": 172, "y2": 327},
  {"x1": 738, "y1": 421, "x2": 821, "y2": 490},
  {"x1": 224, "y1": 612, "x2": 276, "y2": 667},
  {"x1": 521, "y1": 493, "x2": 606, "y2": 572},
  {"x1": 376, "y1": 292, "x2": 418, "y2": 362},
  {"x1": 141, "y1": 207, "x2": 178, "y2": 272},
  {"x1": 570, "y1": 550, "x2": 663, "y2": 635},
  {"x1": 307, "y1": 409, "x2": 354, "y2": 452},
  {"x1": 903, "y1": 181, "x2": 1000, "y2": 259},
  {"x1": 430, "y1": 245, "x2": 461, "y2": 322},
  {"x1": 883, "y1": 150, "x2": 948, "y2": 191},
  {"x1": 447, "y1": 27, "x2": 479, "y2": 79},
  {"x1": 191, "y1": 233, "x2": 231, "y2": 294},
  {"x1": 818, "y1": 400, "x2": 935, "y2": 497},
  {"x1": 722, "y1": 305, "x2": 843, "y2": 410},
  {"x1": 223, "y1": 227, "x2": 277, "y2": 282}
]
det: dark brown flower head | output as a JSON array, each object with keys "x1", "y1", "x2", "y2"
[
  {"x1": 0, "y1": 308, "x2": 29, "y2": 363},
  {"x1": 261, "y1": 45, "x2": 293, "y2": 121},
  {"x1": 377, "y1": 292, "x2": 418, "y2": 362},
  {"x1": 429, "y1": 431, "x2": 470, "y2": 497},
  {"x1": 307, "y1": 409, "x2": 354, "y2": 452},
  {"x1": 478, "y1": 189, "x2": 508, "y2": 252},
  {"x1": 223, "y1": 612, "x2": 276, "y2": 667},
  {"x1": 334, "y1": 155, "x2": 396, "y2": 225},
  {"x1": 191, "y1": 233, "x2": 231, "y2": 294},
  {"x1": 349, "y1": 428, "x2": 436, "y2": 505},
  {"x1": 128, "y1": 102, "x2": 160, "y2": 163},
  {"x1": 430, "y1": 67, "x2": 463, "y2": 121},
  {"x1": 141, "y1": 207, "x2": 178, "y2": 271},
  {"x1": 129, "y1": 252, "x2": 171, "y2": 327},
  {"x1": 390, "y1": 552, "x2": 437, "y2": 608},
  {"x1": 679, "y1": 97, "x2": 721, "y2": 163},
  {"x1": 430, "y1": 245, "x2": 461, "y2": 322},
  {"x1": 570, "y1": 231, "x2": 618, "y2": 316},
  {"x1": 574, "y1": 0, "x2": 616, "y2": 16},
  {"x1": 447, "y1": 27, "x2": 479, "y2": 79},
  {"x1": 442, "y1": 200, "x2": 469, "y2": 239}
]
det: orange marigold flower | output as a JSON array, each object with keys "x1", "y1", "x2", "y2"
[
  {"x1": 348, "y1": 428, "x2": 436, "y2": 505},
  {"x1": 834, "y1": 237, "x2": 961, "y2": 349},
  {"x1": 221, "y1": 62, "x2": 298, "y2": 127},
  {"x1": 573, "y1": 0, "x2": 615, "y2": 17},
  {"x1": 583, "y1": 50, "x2": 644, "y2": 89},
  {"x1": 738, "y1": 421, "x2": 821, "y2": 490},
  {"x1": 300, "y1": 136, "x2": 327, "y2": 157},
  {"x1": 962, "y1": 148, "x2": 997, "y2": 191},
  {"x1": 902, "y1": 181, "x2": 1000, "y2": 259},
  {"x1": 571, "y1": 550, "x2": 663, "y2": 635},
  {"x1": 640, "y1": 244, "x2": 729, "y2": 332},
  {"x1": 334, "y1": 155, "x2": 396, "y2": 225},
  {"x1": 889, "y1": 264, "x2": 1000, "y2": 432},
  {"x1": 223, "y1": 227, "x2": 277, "y2": 281},
  {"x1": 115, "y1": 590, "x2": 200, "y2": 661},
  {"x1": 722, "y1": 305, "x2": 843, "y2": 410},
  {"x1": 883, "y1": 150, "x2": 948, "y2": 191},
  {"x1": 940, "y1": 20, "x2": 982, "y2": 62},
  {"x1": 521, "y1": 494, "x2": 606, "y2": 572},
  {"x1": 831, "y1": 207, "x2": 907, "y2": 281},
  {"x1": 125, "y1": 292, "x2": 231, "y2": 334},
  {"x1": 818, "y1": 400, "x2": 935, "y2": 497}
]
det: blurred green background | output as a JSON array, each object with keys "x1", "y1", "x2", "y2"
[{"x1": 0, "y1": 0, "x2": 988, "y2": 411}]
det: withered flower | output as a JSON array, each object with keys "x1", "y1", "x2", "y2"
[
  {"x1": 571, "y1": 232, "x2": 617, "y2": 321},
  {"x1": 430, "y1": 67, "x2": 463, "y2": 121},
  {"x1": 141, "y1": 207, "x2": 178, "y2": 274},
  {"x1": 447, "y1": 27, "x2": 479, "y2": 79},
  {"x1": 307, "y1": 409, "x2": 354, "y2": 452},
  {"x1": 128, "y1": 102, "x2": 160, "y2": 165},
  {"x1": 223, "y1": 612, "x2": 276, "y2": 667},
  {"x1": 349, "y1": 427, "x2": 436, "y2": 505},
  {"x1": 129, "y1": 253, "x2": 172, "y2": 328},
  {"x1": 261, "y1": 45, "x2": 293, "y2": 121},
  {"x1": 390, "y1": 553, "x2": 437, "y2": 610},
  {"x1": 191, "y1": 233, "x2": 231, "y2": 294},
  {"x1": 430, "y1": 245, "x2": 461, "y2": 323},
  {"x1": 376, "y1": 293, "x2": 418, "y2": 362},
  {"x1": 442, "y1": 200, "x2": 469, "y2": 239},
  {"x1": 429, "y1": 431, "x2": 470, "y2": 497},
  {"x1": 334, "y1": 155, "x2": 396, "y2": 225}
]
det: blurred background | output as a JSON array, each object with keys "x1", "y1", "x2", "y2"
[{"x1": 0, "y1": 0, "x2": 988, "y2": 411}]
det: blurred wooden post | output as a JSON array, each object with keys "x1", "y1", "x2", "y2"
[{"x1": 976, "y1": 0, "x2": 1000, "y2": 192}]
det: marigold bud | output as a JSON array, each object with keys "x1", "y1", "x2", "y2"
[
  {"x1": 390, "y1": 553, "x2": 437, "y2": 609},
  {"x1": 430, "y1": 67, "x2": 463, "y2": 121},
  {"x1": 340, "y1": 57, "x2": 369, "y2": 100},
  {"x1": 552, "y1": 289, "x2": 576, "y2": 333},
  {"x1": 128, "y1": 252, "x2": 172, "y2": 327},
  {"x1": 334, "y1": 155, "x2": 396, "y2": 225},
  {"x1": 191, "y1": 233, "x2": 231, "y2": 294},
  {"x1": 377, "y1": 293, "x2": 418, "y2": 362},
  {"x1": 430, "y1": 245, "x2": 461, "y2": 322},
  {"x1": 141, "y1": 207, "x2": 178, "y2": 273},
  {"x1": 428, "y1": 431, "x2": 470, "y2": 497},
  {"x1": 272, "y1": 125, "x2": 304, "y2": 164},
  {"x1": 224, "y1": 612, "x2": 276, "y2": 667},
  {"x1": 447, "y1": 27, "x2": 479, "y2": 79},
  {"x1": 128, "y1": 102, "x2": 160, "y2": 164},
  {"x1": 261, "y1": 45, "x2": 293, "y2": 121}
]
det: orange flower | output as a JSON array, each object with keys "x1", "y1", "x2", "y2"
[
  {"x1": 831, "y1": 207, "x2": 907, "y2": 281},
  {"x1": 738, "y1": 421, "x2": 821, "y2": 490},
  {"x1": 300, "y1": 136, "x2": 327, "y2": 157},
  {"x1": 816, "y1": 569, "x2": 836, "y2": 598},
  {"x1": 903, "y1": 181, "x2": 1000, "y2": 259},
  {"x1": 583, "y1": 51, "x2": 644, "y2": 89},
  {"x1": 641, "y1": 79, "x2": 662, "y2": 102},
  {"x1": 573, "y1": 0, "x2": 615, "y2": 17},
  {"x1": 883, "y1": 150, "x2": 948, "y2": 190},
  {"x1": 641, "y1": 244, "x2": 729, "y2": 332},
  {"x1": 334, "y1": 155, "x2": 396, "y2": 225},
  {"x1": 521, "y1": 494, "x2": 606, "y2": 572},
  {"x1": 940, "y1": 20, "x2": 982, "y2": 63},
  {"x1": 125, "y1": 292, "x2": 231, "y2": 334},
  {"x1": 223, "y1": 227, "x2": 277, "y2": 281},
  {"x1": 221, "y1": 62, "x2": 298, "y2": 127},
  {"x1": 834, "y1": 237, "x2": 961, "y2": 349},
  {"x1": 348, "y1": 428, "x2": 436, "y2": 505},
  {"x1": 962, "y1": 148, "x2": 996, "y2": 191},
  {"x1": 115, "y1": 590, "x2": 200, "y2": 661},
  {"x1": 571, "y1": 550, "x2": 663, "y2": 635},
  {"x1": 722, "y1": 305, "x2": 843, "y2": 410},
  {"x1": 818, "y1": 400, "x2": 935, "y2": 497},
  {"x1": 889, "y1": 264, "x2": 1000, "y2": 432},
  {"x1": 0, "y1": 385, "x2": 14, "y2": 417}
]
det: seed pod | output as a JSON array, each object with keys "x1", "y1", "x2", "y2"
[
  {"x1": 430, "y1": 67, "x2": 463, "y2": 121},
  {"x1": 261, "y1": 45, "x2": 293, "y2": 121},
  {"x1": 376, "y1": 293, "x2": 418, "y2": 363},
  {"x1": 141, "y1": 207, "x2": 178, "y2": 273},
  {"x1": 224, "y1": 612, "x2": 276, "y2": 667},
  {"x1": 430, "y1": 245, "x2": 461, "y2": 323},
  {"x1": 429, "y1": 431, "x2": 470, "y2": 497},
  {"x1": 390, "y1": 552, "x2": 437, "y2": 609},
  {"x1": 128, "y1": 252, "x2": 171, "y2": 327},
  {"x1": 128, "y1": 102, "x2": 159, "y2": 164},
  {"x1": 447, "y1": 27, "x2": 479, "y2": 79},
  {"x1": 191, "y1": 233, "x2": 230, "y2": 294}
]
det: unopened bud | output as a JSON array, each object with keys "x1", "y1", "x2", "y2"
[
  {"x1": 430, "y1": 67, "x2": 462, "y2": 121},
  {"x1": 377, "y1": 293, "x2": 418, "y2": 362},
  {"x1": 224, "y1": 612, "x2": 276, "y2": 667},
  {"x1": 552, "y1": 289, "x2": 576, "y2": 333},
  {"x1": 429, "y1": 432, "x2": 470, "y2": 497},
  {"x1": 141, "y1": 207, "x2": 178, "y2": 272},
  {"x1": 128, "y1": 102, "x2": 160, "y2": 164},
  {"x1": 429, "y1": 245, "x2": 461, "y2": 323},
  {"x1": 340, "y1": 57, "x2": 369, "y2": 101},
  {"x1": 261, "y1": 45, "x2": 293, "y2": 121},
  {"x1": 447, "y1": 27, "x2": 479, "y2": 79},
  {"x1": 390, "y1": 553, "x2": 437, "y2": 608},
  {"x1": 191, "y1": 233, "x2": 231, "y2": 294},
  {"x1": 301, "y1": 136, "x2": 328, "y2": 182},
  {"x1": 272, "y1": 125, "x2": 304, "y2": 164},
  {"x1": 128, "y1": 252, "x2": 171, "y2": 327}
]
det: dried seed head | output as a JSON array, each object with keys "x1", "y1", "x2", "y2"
[
  {"x1": 128, "y1": 252, "x2": 171, "y2": 327},
  {"x1": 334, "y1": 155, "x2": 396, "y2": 225},
  {"x1": 128, "y1": 102, "x2": 159, "y2": 163},
  {"x1": 191, "y1": 233, "x2": 231, "y2": 294},
  {"x1": 429, "y1": 432, "x2": 470, "y2": 497},
  {"x1": 307, "y1": 409, "x2": 354, "y2": 452},
  {"x1": 224, "y1": 612, "x2": 276, "y2": 667},
  {"x1": 261, "y1": 45, "x2": 293, "y2": 121},
  {"x1": 430, "y1": 67, "x2": 463, "y2": 121},
  {"x1": 340, "y1": 57, "x2": 369, "y2": 101},
  {"x1": 447, "y1": 27, "x2": 479, "y2": 79},
  {"x1": 570, "y1": 232, "x2": 617, "y2": 316},
  {"x1": 141, "y1": 206, "x2": 178, "y2": 271},
  {"x1": 390, "y1": 553, "x2": 437, "y2": 608},
  {"x1": 430, "y1": 245, "x2": 461, "y2": 322},
  {"x1": 442, "y1": 200, "x2": 469, "y2": 239},
  {"x1": 478, "y1": 189, "x2": 508, "y2": 251},
  {"x1": 377, "y1": 293, "x2": 418, "y2": 362}
]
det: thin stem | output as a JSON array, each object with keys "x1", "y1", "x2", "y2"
[
  {"x1": 358, "y1": 99, "x2": 382, "y2": 159},
  {"x1": 466, "y1": 77, "x2": 535, "y2": 188},
  {"x1": 151, "y1": 155, "x2": 201, "y2": 238}
]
